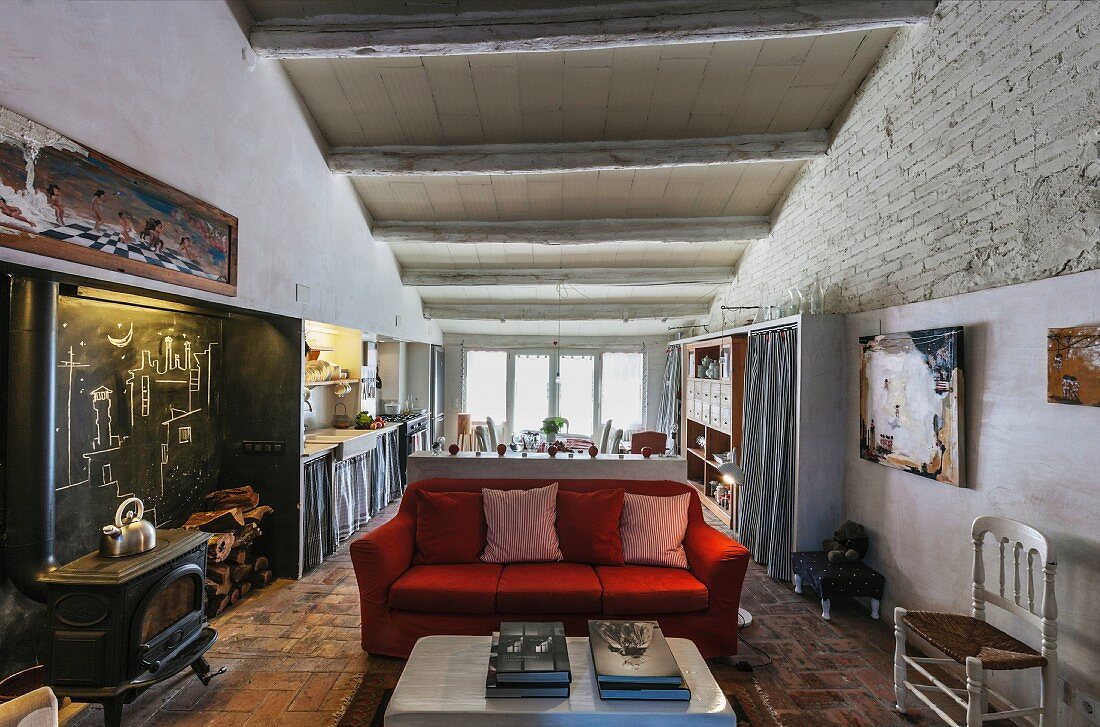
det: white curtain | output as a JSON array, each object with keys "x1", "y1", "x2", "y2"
[{"x1": 655, "y1": 345, "x2": 681, "y2": 453}]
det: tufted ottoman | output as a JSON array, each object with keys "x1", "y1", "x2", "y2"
[{"x1": 791, "y1": 551, "x2": 884, "y2": 621}]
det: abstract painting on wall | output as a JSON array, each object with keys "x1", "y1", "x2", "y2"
[
  {"x1": 1048, "y1": 326, "x2": 1100, "y2": 406},
  {"x1": 859, "y1": 326, "x2": 964, "y2": 486},
  {"x1": 0, "y1": 105, "x2": 236, "y2": 295}
]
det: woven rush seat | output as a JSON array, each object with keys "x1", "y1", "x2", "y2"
[{"x1": 903, "y1": 611, "x2": 1046, "y2": 670}]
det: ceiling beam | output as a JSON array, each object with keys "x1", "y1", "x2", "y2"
[
  {"x1": 251, "y1": 0, "x2": 937, "y2": 59},
  {"x1": 328, "y1": 131, "x2": 827, "y2": 176},
  {"x1": 422, "y1": 303, "x2": 710, "y2": 322},
  {"x1": 403, "y1": 267, "x2": 736, "y2": 287},
  {"x1": 374, "y1": 216, "x2": 770, "y2": 245}
]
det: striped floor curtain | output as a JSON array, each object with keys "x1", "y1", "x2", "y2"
[
  {"x1": 738, "y1": 325, "x2": 798, "y2": 581},
  {"x1": 655, "y1": 346, "x2": 681, "y2": 453},
  {"x1": 334, "y1": 451, "x2": 372, "y2": 543},
  {"x1": 302, "y1": 456, "x2": 337, "y2": 572}
]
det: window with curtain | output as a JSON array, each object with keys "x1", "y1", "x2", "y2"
[
  {"x1": 600, "y1": 351, "x2": 645, "y2": 433},
  {"x1": 465, "y1": 350, "x2": 507, "y2": 424}
]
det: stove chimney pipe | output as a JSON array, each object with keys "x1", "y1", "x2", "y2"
[{"x1": 3, "y1": 277, "x2": 59, "y2": 602}]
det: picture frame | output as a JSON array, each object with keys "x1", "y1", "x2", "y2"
[{"x1": 0, "y1": 106, "x2": 237, "y2": 296}]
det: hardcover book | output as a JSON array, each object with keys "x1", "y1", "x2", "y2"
[
  {"x1": 494, "y1": 622, "x2": 571, "y2": 683},
  {"x1": 587, "y1": 620, "x2": 685, "y2": 687},
  {"x1": 486, "y1": 630, "x2": 570, "y2": 698}
]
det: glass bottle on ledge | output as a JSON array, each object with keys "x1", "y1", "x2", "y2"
[{"x1": 808, "y1": 275, "x2": 825, "y2": 314}]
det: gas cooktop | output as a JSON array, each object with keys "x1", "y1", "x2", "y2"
[{"x1": 377, "y1": 413, "x2": 427, "y2": 423}]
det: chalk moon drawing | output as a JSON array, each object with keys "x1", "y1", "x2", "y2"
[{"x1": 107, "y1": 323, "x2": 133, "y2": 348}]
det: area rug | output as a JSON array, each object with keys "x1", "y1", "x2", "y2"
[{"x1": 336, "y1": 680, "x2": 780, "y2": 726}]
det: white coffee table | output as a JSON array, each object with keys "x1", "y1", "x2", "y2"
[{"x1": 385, "y1": 635, "x2": 736, "y2": 726}]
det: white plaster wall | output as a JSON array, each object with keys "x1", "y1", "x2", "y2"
[
  {"x1": 845, "y1": 269, "x2": 1100, "y2": 721},
  {"x1": 0, "y1": 0, "x2": 440, "y2": 344},
  {"x1": 708, "y1": 0, "x2": 1099, "y2": 322}
]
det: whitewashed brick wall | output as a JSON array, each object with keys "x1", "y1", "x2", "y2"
[{"x1": 708, "y1": 0, "x2": 1100, "y2": 323}]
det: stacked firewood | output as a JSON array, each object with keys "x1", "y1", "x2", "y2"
[{"x1": 183, "y1": 486, "x2": 275, "y2": 618}]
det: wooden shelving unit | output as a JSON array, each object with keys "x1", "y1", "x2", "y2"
[{"x1": 681, "y1": 335, "x2": 747, "y2": 529}]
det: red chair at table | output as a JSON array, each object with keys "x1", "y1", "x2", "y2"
[{"x1": 630, "y1": 430, "x2": 667, "y2": 454}]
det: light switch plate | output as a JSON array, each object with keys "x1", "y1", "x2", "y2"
[{"x1": 296, "y1": 284, "x2": 311, "y2": 304}]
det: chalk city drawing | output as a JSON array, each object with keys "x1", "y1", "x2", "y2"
[{"x1": 57, "y1": 316, "x2": 218, "y2": 527}]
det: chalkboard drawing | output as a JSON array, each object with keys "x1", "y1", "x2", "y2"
[
  {"x1": 107, "y1": 322, "x2": 133, "y2": 347},
  {"x1": 58, "y1": 315, "x2": 219, "y2": 527}
]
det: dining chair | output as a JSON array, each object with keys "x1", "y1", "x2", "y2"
[
  {"x1": 597, "y1": 419, "x2": 613, "y2": 453},
  {"x1": 485, "y1": 416, "x2": 500, "y2": 449},
  {"x1": 630, "y1": 430, "x2": 667, "y2": 454},
  {"x1": 608, "y1": 428, "x2": 624, "y2": 454},
  {"x1": 894, "y1": 516, "x2": 1058, "y2": 727},
  {"x1": 473, "y1": 425, "x2": 490, "y2": 452}
]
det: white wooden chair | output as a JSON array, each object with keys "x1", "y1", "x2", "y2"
[
  {"x1": 484, "y1": 416, "x2": 500, "y2": 449},
  {"x1": 894, "y1": 516, "x2": 1057, "y2": 727}
]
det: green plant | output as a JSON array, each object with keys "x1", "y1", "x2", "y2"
[{"x1": 540, "y1": 416, "x2": 568, "y2": 435}]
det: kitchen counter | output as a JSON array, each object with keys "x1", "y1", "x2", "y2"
[
  {"x1": 408, "y1": 451, "x2": 687, "y2": 482},
  {"x1": 301, "y1": 423, "x2": 401, "y2": 461}
]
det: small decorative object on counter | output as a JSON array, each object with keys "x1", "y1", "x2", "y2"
[
  {"x1": 822, "y1": 520, "x2": 869, "y2": 563},
  {"x1": 432, "y1": 437, "x2": 446, "y2": 454},
  {"x1": 497, "y1": 443, "x2": 507, "y2": 456},
  {"x1": 540, "y1": 416, "x2": 568, "y2": 443},
  {"x1": 547, "y1": 444, "x2": 558, "y2": 457},
  {"x1": 588, "y1": 445, "x2": 598, "y2": 457},
  {"x1": 641, "y1": 446, "x2": 653, "y2": 458},
  {"x1": 355, "y1": 411, "x2": 374, "y2": 429},
  {"x1": 332, "y1": 402, "x2": 352, "y2": 429},
  {"x1": 448, "y1": 444, "x2": 459, "y2": 455}
]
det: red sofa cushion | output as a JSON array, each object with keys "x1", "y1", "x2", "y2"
[
  {"x1": 595, "y1": 565, "x2": 708, "y2": 615},
  {"x1": 389, "y1": 564, "x2": 502, "y2": 614},
  {"x1": 620, "y1": 492, "x2": 691, "y2": 568},
  {"x1": 414, "y1": 490, "x2": 484, "y2": 564},
  {"x1": 481, "y1": 483, "x2": 563, "y2": 563},
  {"x1": 497, "y1": 563, "x2": 603, "y2": 614},
  {"x1": 556, "y1": 489, "x2": 624, "y2": 565}
]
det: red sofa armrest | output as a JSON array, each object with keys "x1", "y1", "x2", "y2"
[
  {"x1": 684, "y1": 521, "x2": 750, "y2": 610},
  {"x1": 350, "y1": 513, "x2": 416, "y2": 605}
]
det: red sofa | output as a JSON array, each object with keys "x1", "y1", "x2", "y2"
[{"x1": 350, "y1": 478, "x2": 750, "y2": 658}]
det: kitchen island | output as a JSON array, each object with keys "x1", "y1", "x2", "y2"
[{"x1": 407, "y1": 450, "x2": 687, "y2": 482}]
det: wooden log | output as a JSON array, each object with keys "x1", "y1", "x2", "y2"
[
  {"x1": 227, "y1": 547, "x2": 250, "y2": 565},
  {"x1": 203, "y1": 486, "x2": 259, "y2": 511},
  {"x1": 206, "y1": 593, "x2": 228, "y2": 617},
  {"x1": 238, "y1": 581, "x2": 252, "y2": 598},
  {"x1": 207, "y1": 563, "x2": 232, "y2": 590},
  {"x1": 228, "y1": 587, "x2": 241, "y2": 605},
  {"x1": 252, "y1": 556, "x2": 270, "y2": 573},
  {"x1": 206, "y1": 577, "x2": 231, "y2": 597},
  {"x1": 230, "y1": 563, "x2": 254, "y2": 584},
  {"x1": 243, "y1": 505, "x2": 274, "y2": 524},
  {"x1": 249, "y1": 569, "x2": 274, "y2": 589},
  {"x1": 206, "y1": 533, "x2": 235, "y2": 562},
  {"x1": 184, "y1": 508, "x2": 245, "y2": 532},
  {"x1": 234, "y1": 523, "x2": 262, "y2": 549}
]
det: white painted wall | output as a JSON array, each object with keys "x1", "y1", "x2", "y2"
[
  {"x1": 0, "y1": 0, "x2": 440, "y2": 344},
  {"x1": 845, "y1": 269, "x2": 1100, "y2": 722}
]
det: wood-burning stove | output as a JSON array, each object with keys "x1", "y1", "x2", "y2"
[{"x1": 40, "y1": 529, "x2": 224, "y2": 726}]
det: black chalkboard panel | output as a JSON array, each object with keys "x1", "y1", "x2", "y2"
[{"x1": 54, "y1": 296, "x2": 221, "y2": 561}]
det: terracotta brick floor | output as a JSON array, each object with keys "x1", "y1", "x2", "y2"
[{"x1": 64, "y1": 500, "x2": 951, "y2": 727}]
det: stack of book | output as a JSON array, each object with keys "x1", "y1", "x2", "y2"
[
  {"x1": 485, "y1": 622, "x2": 571, "y2": 698},
  {"x1": 588, "y1": 620, "x2": 691, "y2": 700}
]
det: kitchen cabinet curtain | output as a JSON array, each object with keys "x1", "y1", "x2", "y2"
[
  {"x1": 655, "y1": 345, "x2": 681, "y2": 453},
  {"x1": 738, "y1": 325, "x2": 798, "y2": 581},
  {"x1": 302, "y1": 457, "x2": 337, "y2": 572}
]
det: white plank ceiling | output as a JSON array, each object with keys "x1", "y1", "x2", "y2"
[{"x1": 245, "y1": 1, "x2": 903, "y2": 335}]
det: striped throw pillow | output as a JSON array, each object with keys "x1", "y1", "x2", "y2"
[
  {"x1": 620, "y1": 492, "x2": 691, "y2": 568},
  {"x1": 481, "y1": 483, "x2": 564, "y2": 564}
]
